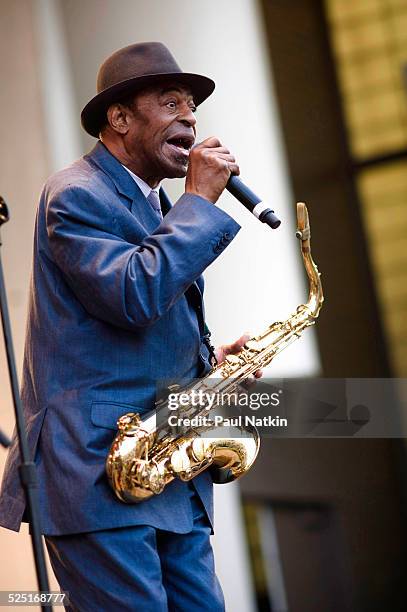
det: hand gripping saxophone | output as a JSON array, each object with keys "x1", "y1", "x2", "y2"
[{"x1": 106, "y1": 203, "x2": 324, "y2": 503}]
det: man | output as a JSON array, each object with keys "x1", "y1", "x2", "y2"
[{"x1": 0, "y1": 42, "x2": 253, "y2": 610}]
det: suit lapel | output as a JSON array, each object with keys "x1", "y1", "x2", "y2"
[
  {"x1": 130, "y1": 195, "x2": 162, "y2": 232},
  {"x1": 86, "y1": 141, "x2": 162, "y2": 232},
  {"x1": 86, "y1": 140, "x2": 141, "y2": 207},
  {"x1": 159, "y1": 188, "x2": 172, "y2": 216},
  {"x1": 129, "y1": 186, "x2": 172, "y2": 233},
  {"x1": 86, "y1": 141, "x2": 205, "y2": 331},
  {"x1": 157, "y1": 188, "x2": 205, "y2": 330}
]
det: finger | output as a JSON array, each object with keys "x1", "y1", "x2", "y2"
[
  {"x1": 200, "y1": 136, "x2": 223, "y2": 148},
  {"x1": 203, "y1": 146, "x2": 232, "y2": 155},
  {"x1": 215, "y1": 347, "x2": 223, "y2": 363},
  {"x1": 227, "y1": 163, "x2": 240, "y2": 176},
  {"x1": 225, "y1": 333, "x2": 251, "y2": 355},
  {"x1": 215, "y1": 160, "x2": 239, "y2": 177},
  {"x1": 207, "y1": 152, "x2": 236, "y2": 162},
  {"x1": 213, "y1": 160, "x2": 239, "y2": 177},
  {"x1": 254, "y1": 369, "x2": 263, "y2": 379}
]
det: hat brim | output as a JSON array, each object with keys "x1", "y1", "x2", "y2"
[{"x1": 81, "y1": 72, "x2": 215, "y2": 138}]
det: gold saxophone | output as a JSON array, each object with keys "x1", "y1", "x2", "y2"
[{"x1": 106, "y1": 202, "x2": 323, "y2": 503}]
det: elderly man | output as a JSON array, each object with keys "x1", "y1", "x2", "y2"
[{"x1": 0, "y1": 42, "x2": 251, "y2": 611}]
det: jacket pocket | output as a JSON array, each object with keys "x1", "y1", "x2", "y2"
[{"x1": 91, "y1": 401, "x2": 142, "y2": 430}]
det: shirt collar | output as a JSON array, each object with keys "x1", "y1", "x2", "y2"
[{"x1": 121, "y1": 164, "x2": 161, "y2": 198}]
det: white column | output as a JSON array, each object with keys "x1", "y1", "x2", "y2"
[{"x1": 34, "y1": 0, "x2": 82, "y2": 171}]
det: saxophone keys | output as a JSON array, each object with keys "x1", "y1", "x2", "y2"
[
  {"x1": 170, "y1": 447, "x2": 191, "y2": 475},
  {"x1": 191, "y1": 438, "x2": 213, "y2": 463},
  {"x1": 134, "y1": 461, "x2": 164, "y2": 494},
  {"x1": 245, "y1": 340, "x2": 262, "y2": 352},
  {"x1": 225, "y1": 354, "x2": 240, "y2": 365},
  {"x1": 221, "y1": 354, "x2": 242, "y2": 377},
  {"x1": 117, "y1": 412, "x2": 141, "y2": 433},
  {"x1": 148, "y1": 463, "x2": 166, "y2": 494}
]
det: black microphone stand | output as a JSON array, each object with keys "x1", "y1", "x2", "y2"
[{"x1": 0, "y1": 196, "x2": 52, "y2": 612}]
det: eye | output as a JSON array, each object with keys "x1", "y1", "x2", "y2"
[
  {"x1": 166, "y1": 100, "x2": 177, "y2": 110},
  {"x1": 189, "y1": 104, "x2": 197, "y2": 113}
]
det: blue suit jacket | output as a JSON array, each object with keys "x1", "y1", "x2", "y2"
[{"x1": 0, "y1": 141, "x2": 240, "y2": 535}]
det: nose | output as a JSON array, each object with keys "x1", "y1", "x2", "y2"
[{"x1": 179, "y1": 102, "x2": 196, "y2": 128}]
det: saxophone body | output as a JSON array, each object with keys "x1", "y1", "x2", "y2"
[{"x1": 106, "y1": 203, "x2": 323, "y2": 503}]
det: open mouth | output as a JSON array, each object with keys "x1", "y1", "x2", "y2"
[{"x1": 165, "y1": 136, "x2": 194, "y2": 157}]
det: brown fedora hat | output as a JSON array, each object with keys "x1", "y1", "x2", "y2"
[{"x1": 81, "y1": 42, "x2": 215, "y2": 137}]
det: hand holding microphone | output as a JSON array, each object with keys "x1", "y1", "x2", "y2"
[
  {"x1": 185, "y1": 137, "x2": 281, "y2": 229},
  {"x1": 185, "y1": 136, "x2": 239, "y2": 204}
]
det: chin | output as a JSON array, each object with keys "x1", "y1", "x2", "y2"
[
  {"x1": 173, "y1": 167, "x2": 188, "y2": 179},
  {"x1": 162, "y1": 160, "x2": 189, "y2": 179}
]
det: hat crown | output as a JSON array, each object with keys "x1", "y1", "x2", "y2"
[
  {"x1": 97, "y1": 42, "x2": 182, "y2": 93},
  {"x1": 81, "y1": 41, "x2": 215, "y2": 137}
]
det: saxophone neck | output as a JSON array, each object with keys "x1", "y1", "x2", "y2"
[{"x1": 296, "y1": 202, "x2": 324, "y2": 319}]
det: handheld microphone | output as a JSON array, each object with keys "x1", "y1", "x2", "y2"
[{"x1": 226, "y1": 176, "x2": 281, "y2": 229}]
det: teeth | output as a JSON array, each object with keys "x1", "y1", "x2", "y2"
[
  {"x1": 168, "y1": 138, "x2": 190, "y2": 149},
  {"x1": 170, "y1": 142, "x2": 188, "y2": 150},
  {"x1": 166, "y1": 138, "x2": 191, "y2": 155}
]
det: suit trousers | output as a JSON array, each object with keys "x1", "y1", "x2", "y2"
[{"x1": 45, "y1": 485, "x2": 225, "y2": 612}]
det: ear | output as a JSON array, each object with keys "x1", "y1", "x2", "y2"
[{"x1": 106, "y1": 103, "x2": 132, "y2": 134}]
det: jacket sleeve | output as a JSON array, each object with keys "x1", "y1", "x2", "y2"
[{"x1": 46, "y1": 184, "x2": 240, "y2": 329}]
